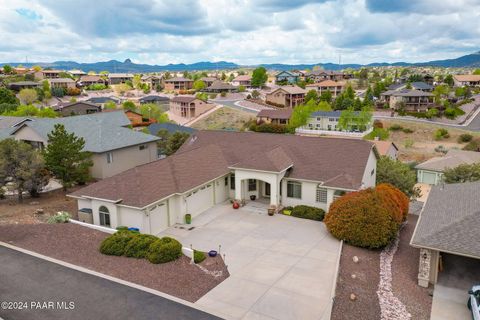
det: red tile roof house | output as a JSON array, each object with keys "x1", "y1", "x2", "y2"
[
  {"x1": 69, "y1": 131, "x2": 378, "y2": 233},
  {"x1": 169, "y1": 96, "x2": 215, "y2": 120}
]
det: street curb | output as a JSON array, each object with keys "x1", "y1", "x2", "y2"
[{"x1": 0, "y1": 241, "x2": 225, "y2": 319}]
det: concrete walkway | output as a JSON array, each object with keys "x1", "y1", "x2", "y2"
[{"x1": 160, "y1": 203, "x2": 341, "y2": 320}]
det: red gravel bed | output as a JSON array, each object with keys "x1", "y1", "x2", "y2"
[
  {"x1": 392, "y1": 214, "x2": 432, "y2": 319},
  {"x1": 0, "y1": 223, "x2": 229, "y2": 302}
]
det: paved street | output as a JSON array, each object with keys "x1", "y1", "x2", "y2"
[{"x1": 0, "y1": 246, "x2": 220, "y2": 320}]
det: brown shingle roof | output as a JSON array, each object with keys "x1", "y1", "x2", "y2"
[
  {"x1": 230, "y1": 146, "x2": 293, "y2": 172},
  {"x1": 171, "y1": 96, "x2": 197, "y2": 103},
  {"x1": 257, "y1": 109, "x2": 292, "y2": 120},
  {"x1": 372, "y1": 141, "x2": 398, "y2": 156}
]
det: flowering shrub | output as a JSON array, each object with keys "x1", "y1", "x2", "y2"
[{"x1": 47, "y1": 211, "x2": 71, "y2": 223}]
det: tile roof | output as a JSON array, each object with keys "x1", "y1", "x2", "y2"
[
  {"x1": 257, "y1": 109, "x2": 292, "y2": 120},
  {"x1": 233, "y1": 75, "x2": 251, "y2": 81},
  {"x1": 410, "y1": 181, "x2": 480, "y2": 258},
  {"x1": 372, "y1": 140, "x2": 398, "y2": 156},
  {"x1": 0, "y1": 116, "x2": 32, "y2": 129},
  {"x1": 453, "y1": 75, "x2": 480, "y2": 82},
  {"x1": 415, "y1": 149, "x2": 480, "y2": 172},
  {"x1": 72, "y1": 131, "x2": 375, "y2": 208}
]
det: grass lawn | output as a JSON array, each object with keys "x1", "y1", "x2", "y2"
[
  {"x1": 191, "y1": 106, "x2": 254, "y2": 131},
  {"x1": 379, "y1": 119, "x2": 480, "y2": 163}
]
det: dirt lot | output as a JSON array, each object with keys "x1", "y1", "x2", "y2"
[
  {"x1": 0, "y1": 188, "x2": 79, "y2": 225},
  {"x1": 0, "y1": 223, "x2": 229, "y2": 302},
  {"x1": 191, "y1": 106, "x2": 254, "y2": 131},
  {"x1": 331, "y1": 214, "x2": 432, "y2": 320},
  {"x1": 380, "y1": 119, "x2": 480, "y2": 162}
]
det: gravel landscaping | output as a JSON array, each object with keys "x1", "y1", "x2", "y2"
[{"x1": 0, "y1": 223, "x2": 229, "y2": 302}]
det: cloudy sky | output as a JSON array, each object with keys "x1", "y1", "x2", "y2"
[{"x1": 1, "y1": 0, "x2": 479, "y2": 65}]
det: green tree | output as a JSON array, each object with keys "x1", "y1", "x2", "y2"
[
  {"x1": 139, "y1": 103, "x2": 169, "y2": 123},
  {"x1": 473, "y1": 69, "x2": 480, "y2": 75},
  {"x1": 0, "y1": 87, "x2": 19, "y2": 105},
  {"x1": 433, "y1": 84, "x2": 450, "y2": 103},
  {"x1": 376, "y1": 156, "x2": 420, "y2": 198},
  {"x1": 317, "y1": 101, "x2": 332, "y2": 111},
  {"x1": 251, "y1": 67, "x2": 268, "y2": 88},
  {"x1": 122, "y1": 100, "x2": 137, "y2": 111},
  {"x1": 0, "y1": 103, "x2": 18, "y2": 114},
  {"x1": 132, "y1": 74, "x2": 143, "y2": 89},
  {"x1": 0, "y1": 139, "x2": 48, "y2": 201},
  {"x1": 443, "y1": 163, "x2": 480, "y2": 184},
  {"x1": 319, "y1": 90, "x2": 332, "y2": 103},
  {"x1": 104, "y1": 101, "x2": 117, "y2": 110},
  {"x1": 43, "y1": 124, "x2": 93, "y2": 191},
  {"x1": 304, "y1": 90, "x2": 318, "y2": 103},
  {"x1": 165, "y1": 132, "x2": 190, "y2": 156},
  {"x1": 251, "y1": 90, "x2": 260, "y2": 99},
  {"x1": 444, "y1": 74, "x2": 454, "y2": 86},
  {"x1": 193, "y1": 80, "x2": 206, "y2": 91},
  {"x1": 338, "y1": 107, "x2": 355, "y2": 131},
  {"x1": 18, "y1": 88, "x2": 38, "y2": 105},
  {"x1": 3, "y1": 105, "x2": 57, "y2": 118},
  {"x1": 2, "y1": 65, "x2": 13, "y2": 74}
]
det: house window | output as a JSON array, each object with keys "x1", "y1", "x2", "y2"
[
  {"x1": 316, "y1": 187, "x2": 328, "y2": 203},
  {"x1": 99, "y1": 206, "x2": 110, "y2": 227},
  {"x1": 225, "y1": 176, "x2": 229, "y2": 186},
  {"x1": 139, "y1": 144, "x2": 147, "y2": 150},
  {"x1": 248, "y1": 179, "x2": 257, "y2": 191},
  {"x1": 230, "y1": 174, "x2": 235, "y2": 190},
  {"x1": 371, "y1": 169, "x2": 375, "y2": 176},
  {"x1": 333, "y1": 190, "x2": 346, "y2": 200},
  {"x1": 106, "y1": 152, "x2": 113, "y2": 164},
  {"x1": 287, "y1": 181, "x2": 301, "y2": 199}
]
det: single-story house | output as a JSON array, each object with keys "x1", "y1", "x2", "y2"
[
  {"x1": 200, "y1": 77, "x2": 218, "y2": 87},
  {"x1": 410, "y1": 181, "x2": 480, "y2": 287},
  {"x1": 453, "y1": 75, "x2": 480, "y2": 87},
  {"x1": 231, "y1": 75, "x2": 252, "y2": 87},
  {"x1": 275, "y1": 71, "x2": 300, "y2": 84},
  {"x1": 305, "y1": 80, "x2": 346, "y2": 98},
  {"x1": 169, "y1": 96, "x2": 214, "y2": 119},
  {"x1": 53, "y1": 101, "x2": 101, "y2": 116},
  {"x1": 138, "y1": 95, "x2": 170, "y2": 108},
  {"x1": 381, "y1": 89, "x2": 434, "y2": 111},
  {"x1": 48, "y1": 78, "x2": 76, "y2": 90},
  {"x1": 305, "y1": 70, "x2": 351, "y2": 83},
  {"x1": 388, "y1": 82, "x2": 434, "y2": 92},
  {"x1": 68, "y1": 69, "x2": 87, "y2": 77},
  {"x1": 78, "y1": 75, "x2": 107, "y2": 87},
  {"x1": 1, "y1": 112, "x2": 160, "y2": 179},
  {"x1": 108, "y1": 73, "x2": 134, "y2": 85},
  {"x1": 69, "y1": 130, "x2": 377, "y2": 233},
  {"x1": 204, "y1": 80, "x2": 238, "y2": 93},
  {"x1": 256, "y1": 109, "x2": 292, "y2": 125},
  {"x1": 415, "y1": 149, "x2": 480, "y2": 185},
  {"x1": 372, "y1": 140, "x2": 398, "y2": 160},
  {"x1": 125, "y1": 110, "x2": 156, "y2": 128},
  {"x1": 86, "y1": 96, "x2": 121, "y2": 107},
  {"x1": 7, "y1": 81, "x2": 40, "y2": 91},
  {"x1": 265, "y1": 85, "x2": 306, "y2": 108},
  {"x1": 141, "y1": 75, "x2": 163, "y2": 89},
  {"x1": 164, "y1": 77, "x2": 193, "y2": 91},
  {"x1": 34, "y1": 70, "x2": 62, "y2": 80},
  {"x1": 147, "y1": 122, "x2": 196, "y2": 136}
]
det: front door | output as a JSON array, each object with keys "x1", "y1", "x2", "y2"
[{"x1": 264, "y1": 183, "x2": 271, "y2": 197}]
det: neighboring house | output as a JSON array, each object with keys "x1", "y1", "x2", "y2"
[
  {"x1": 169, "y1": 96, "x2": 214, "y2": 119},
  {"x1": 7, "y1": 81, "x2": 40, "y2": 91},
  {"x1": 453, "y1": 74, "x2": 480, "y2": 87},
  {"x1": 372, "y1": 140, "x2": 398, "y2": 160},
  {"x1": 141, "y1": 75, "x2": 163, "y2": 89},
  {"x1": 125, "y1": 110, "x2": 156, "y2": 128},
  {"x1": 303, "y1": 110, "x2": 371, "y2": 131},
  {"x1": 200, "y1": 77, "x2": 218, "y2": 87},
  {"x1": 388, "y1": 81, "x2": 434, "y2": 92},
  {"x1": 86, "y1": 96, "x2": 121, "y2": 107},
  {"x1": 256, "y1": 109, "x2": 292, "y2": 125},
  {"x1": 415, "y1": 149, "x2": 480, "y2": 185},
  {"x1": 139, "y1": 95, "x2": 170, "y2": 109},
  {"x1": 265, "y1": 85, "x2": 306, "y2": 108},
  {"x1": 108, "y1": 73, "x2": 134, "y2": 85},
  {"x1": 34, "y1": 70, "x2": 62, "y2": 80},
  {"x1": 78, "y1": 75, "x2": 107, "y2": 87},
  {"x1": 48, "y1": 78, "x2": 76, "y2": 90},
  {"x1": 69, "y1": 130, "x2": 377, "y2": 233},
  {"x1": 53, "y1": 101, "x2": 101, "y2": 116},
  {"x1": 410, "y1": 181, "x2": 480, "y2": 287},
  {"x1": 275, "y1": 71, "x2": 300, "y2": 84},
  {"x1": 147, "y1": 122, "x2": 196, "y2": 136},
  {"x1": 305, "y1": 80, "x2": 346, "y2": 98},
  {"x1": 231, "y1": 75, "x2": 252, "y2": 87},
  {"x1": 164, "y1": 77, "x2": 193, "y2": 91},
  {"x1": 12, "y1": 67, "x2": 31, "y2": 75},
  {"x1": 305, "y1": 70, "x2": 351, "y2": 82},
  {"x1": 1, "y1": 112, "x2": 159, "y2": 179},
  {"x1": 381, "y1": 89, "x2": 434, "y2": 111},
  {"x1": 69, "y1": 69, "x2": 87, "y2": 77},
  {"x1": 204, "y1": 80, "x2": 238, "y2": 93}
]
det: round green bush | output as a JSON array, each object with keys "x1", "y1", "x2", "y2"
[
  {"x1": 146, "y1": 237, "x2": 182, "y2": 264},
  {"x1": 458, "y1": 133, "x2": 473, "y2": 143},
  {"x1": 99, "y1": 231, "x2": 137, "y2": 256},
  {"x1": 124, "y1": 234, "x2": 158, "y2": 258},
  {"x1": 194, "y1": 250, "x2": 206, "y2": 264},
  {"x1": 291, "y1": 205, "x2": 325, "y2": 221}
]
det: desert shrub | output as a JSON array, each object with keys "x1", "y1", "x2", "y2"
[
  {"x1": 458, "y1": 133, "x2": 473, "y2": 143},
  {"x1": 434, "y1": 145, "x2": 448, "y2": 154},
  {"x1": 51, "y1": 87, "x2": 66, "y2": 97},
  {"x1": 364, "y1": 128, "x2": 389, "y2": 141},
  {"x1": 291, "y1": 205, "x2": 325, "y2": 221},
  {"x1": 194, "y1": 250, "x2": 206, "y2": 263},
  {"x1": 324, "y1": 188, "x2": 399, "y2": 248},
  {"x1": 375, "y1": 183, "x2": 409, "y2": 223},
  {"x1": 47, "y1": 211, "x2": 71, "y2": 223},
  {"x1": 373, "y1": 120, "x2": 383, "y2": 129},
  {"x1": 463, "y1": 139, "x2": 480, "y2": 152},
  {"x1": 99, "y1": 231, "x2": 137, "y2": 256},
  {"x1": 404, "y1": 138, "x2": 414, "y2": 148},
  {"x1": 402, "y1": 128, "x2": 414, "y2": 134},
  {"x1": 425, "y1": 108, "x2": 439, "y2": 119},
  {"x1": 388, "y1": 124, "x2": 403, "y2": 131},
  {"x1": 220, "y1": 92, "x2": 227, "y2": 97},
  {"x1": 405, "y1": 111, "x2": 428, "y2": 118},
  {"x1": 434, "y1": 128, "x2": 450, "y2": 140},
  {"x1": 444, "y1": 107, "x2": 465, "y2": 120},
  {"x1": 87, "y1": 83, "x2": 107, "y2": 91},
  {"x1": 146, "y1": 237, "x2": 182, "y2": 264},
  {"x1": 66, "y1": 87, "x2": 81, "y2": 96},
  {"x1": 124, "y1": 234, "x2": 158, "y2": 258},
  {"x1": 254, "y1": 123, "x2": 288, "y2": 134}
]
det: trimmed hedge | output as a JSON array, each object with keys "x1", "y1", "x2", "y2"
[
  {"x1": 324, "y1": 187, "x2": 402, "y2": 248},
  {"x1": 194, "y1": 250, "x2": 206, "y2": 264},
  {"x1": 146, "y1": 237, "x2": 182, "y2": 264},
  {"x1": 99, "y1": 230, "x2": 137, "y2": 256},
  {"x1": 124, "y1": 234, "x2": 158, "y2": 258},
  {"x1": 376, "y1": 183, "x2": 409, "y2": 223},
  {"x1": 291, "y1": 205, "x2": 325, "y2": 221}
]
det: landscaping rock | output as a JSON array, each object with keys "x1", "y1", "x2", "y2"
[
  {"x1": 350, "y1": 293, "x2": 357, "y2": 301},
  {"x1": 353, "y1": 256, "x2": 359, "y2": 263},
  {"x1": 351, "y1": 274, "x2": 357, "y2": 279},
  {"x1": 30, "y1": 201, "x2": 40, "y2": 205},
  {"x1": 35, "y1": 208, "x2": 44, "y2": 215}
]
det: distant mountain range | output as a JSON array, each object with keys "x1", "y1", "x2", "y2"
[{"x1": 3, "y1": 52, "x2": 480, "y2": 72}]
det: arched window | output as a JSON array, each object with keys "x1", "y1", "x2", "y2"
[{"x1": 99, "y1": 206, "x2": 110, "y2": 227}]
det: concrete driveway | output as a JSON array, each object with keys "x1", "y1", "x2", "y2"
[{"x1": 160, "y1": 202, "x2": 341, "y2": 320}]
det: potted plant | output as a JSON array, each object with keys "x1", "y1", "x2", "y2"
[
  {"x1": 233, "y1": 200, "x2": 240, "y2": 209},
  {"x1": 250, "y1": 195, "x2": 256, "y2": 201},
  {"x1": 185, "y1": 213, "x2": 192, "y2": 224},
  {"x1": 268, "y1": 205, "x2": 276, "y2": 216}
]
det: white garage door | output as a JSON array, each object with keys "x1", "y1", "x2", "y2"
[
  {"x1": 421, "y1": 171, "x2": 437, "y2": 185},
  {"x1": 149, "y1": 203, "x2": 169, "y2": 235},
  {"x1": 186, "y1": 184, "x2": 214, "y2": 217}
]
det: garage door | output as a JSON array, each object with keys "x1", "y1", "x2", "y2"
[
  {"x1": 186, "y1": 184, "x2": 214, "y2": 217},
  {"x1": 149, "y1": 203, "x2": 169, "y2": 235},
  {"x1": 421, "y1": 171, "x2": 437, "y2": 185}
]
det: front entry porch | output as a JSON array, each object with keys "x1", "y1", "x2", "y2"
[{"x1": 234, "y1": 171, "x2": 283, "y2": 208}]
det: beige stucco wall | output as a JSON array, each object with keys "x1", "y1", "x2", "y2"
[
  {"x1": 361, "y1": 149, "x2": 377, "y2": 188},
  {"x1": 266, "y1": 91, "x2": 286, "y2": 106}
]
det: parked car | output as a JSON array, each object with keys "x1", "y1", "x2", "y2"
[{"x1": 468, "y1": 285, "x2": 480, "y2": 320}]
